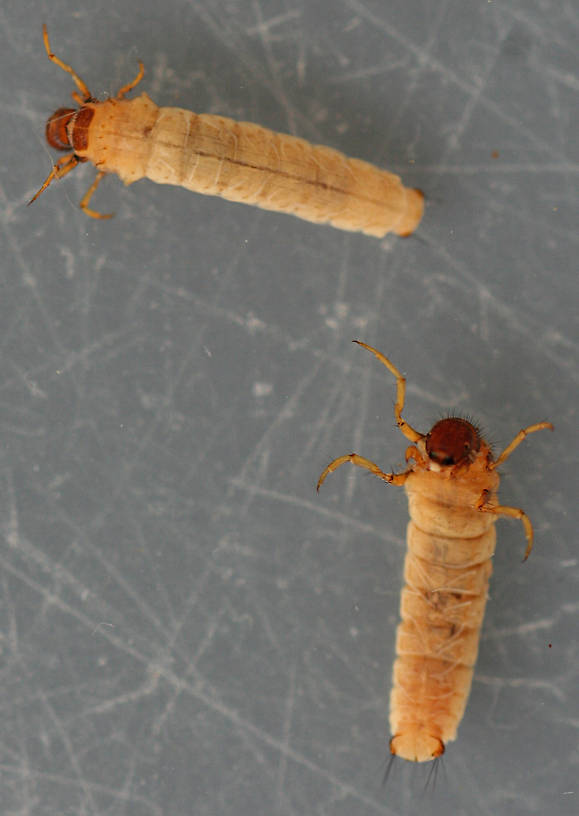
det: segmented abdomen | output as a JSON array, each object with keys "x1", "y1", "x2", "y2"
[
  {"x1": 389, "y1": 484, "x2": 497, "y2": 762},
  {"x1": 90, "y1": 94, "x2": 423, "y2": 237}
]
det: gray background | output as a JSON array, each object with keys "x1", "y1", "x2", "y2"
[{"x1": 1, "y1": 1, "x2": 577, "y2": 814}]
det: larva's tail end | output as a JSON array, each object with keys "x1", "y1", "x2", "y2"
[
  {"x1": 390, "y1": 732, "x2": 445, "y2": 763},
  {"x1": 395, "y1": 188, "x2": 425, "y2": 237}
]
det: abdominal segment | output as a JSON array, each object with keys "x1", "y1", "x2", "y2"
[
  {"x1": 148, "y1": 106, "x2": 423, "y2": 237},
  {"x1": 389, "y1": 515, "x2": 496, "y2": 762}
]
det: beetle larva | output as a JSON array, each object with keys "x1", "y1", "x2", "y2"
[
  {"x1": 317, "y1": 341, "x2": 553, "y2": 762},
  {"x1": 29, "y1": 26, "x2": 424, "y2": 237}
]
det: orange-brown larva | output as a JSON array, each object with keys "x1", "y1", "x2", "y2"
[
  {"x1": 30, "y1": 26, "x2": 424, "y2": 237},
  {"x1": 317, "y1": 341, "x2": 553, "y2": 763}
]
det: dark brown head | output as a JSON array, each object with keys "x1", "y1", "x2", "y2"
[
  {"x1": 45, "y1": 106, "x2": 94, "y2": 153},
  {"x1": 45, "y1": 108, "x2": 76, "y2": 150},
  {"x1": 425, "y1": 418, "x2": 481, "y2": 466}
]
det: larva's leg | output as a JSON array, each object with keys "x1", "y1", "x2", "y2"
[
  {"x1": 405, "y1": 445, "x2": 427, "y2": 466},
  {"x1": 42, "y1": 24, "x2": 92, "y2": 102},
  {"x1": 476, "y1": 490, "x2": 535, "y2": 561},
  {"x1": 79, "y1": 172, "x2": 113, "y2": 219},
  {"x1": 353, "y1": 341, "x2": 423, "y2": 443},
  {"x1": 116, "y1": 61, "x2": 145, "y2": 99},
  {"x1": 28, "y1": 153, "x2": 80, "y2": 206},
  {"x1": 317, "y1": 453, "x2": 409, "y2": 492},
  {"x1": 491, "y1": 421, "x2": 554, "y2": 470}
]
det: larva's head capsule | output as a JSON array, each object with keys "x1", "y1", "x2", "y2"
[
  {"x1": 425, "y1": 418, "x2": 481, "y2": 466},
  {"x1": 46, "y1": 108, "x2": 77, "y2": 151},
  {"x1": 45, "y1": 106, "x2": 95, "y2": 155}
]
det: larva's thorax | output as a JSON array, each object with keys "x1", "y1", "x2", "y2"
[
  {"x1": 70, "y1": 93, "x2": 160, "y2": 184},
  {"x1": 404, "y1": 440, "x2": 500, "y2": 542}
]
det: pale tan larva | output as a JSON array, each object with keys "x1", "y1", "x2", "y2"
[
  {"x1": 317, "y1": 341, "x2": 553, "y2": 763},
  {"x1": 29, "y1": 26, "x2": 424, "y2": 237}
]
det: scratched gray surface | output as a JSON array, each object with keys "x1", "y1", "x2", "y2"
[{"x1": 1, "y1": 1, "x2": 577, "y2": 814}]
